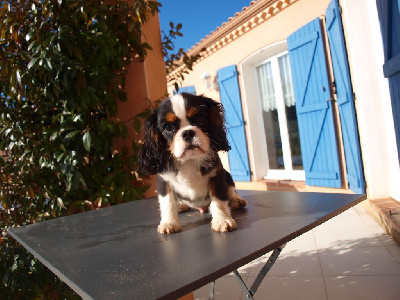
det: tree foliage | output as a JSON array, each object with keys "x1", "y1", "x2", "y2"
[
  {"x1": 162, "y1": 21, "x2": 203, "y2": 92},
  {"x1": 0, "y1": 0, "x2": 160, "y2": 298}
]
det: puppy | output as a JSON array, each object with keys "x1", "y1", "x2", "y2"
[{"x1": 138, "y1": 93, "x2": 247, "y2": 234}]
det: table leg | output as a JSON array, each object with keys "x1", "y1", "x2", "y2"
[
  {"x1": 209, "y1": 281, "x2": 215, "y2": 300},
  {"x1": 207, "y1": 245, "x2": 286, "y2": 300},
  {"x1": 233, "y1": 244, "x2": 286, "y2": 299},
  {"x1": 249, "y1": 244, "x2": 286, "y2": 294}
]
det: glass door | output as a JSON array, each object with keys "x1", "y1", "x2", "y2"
[{"x1": 255, "y1": 52, "x2": 304, "y2": 180}]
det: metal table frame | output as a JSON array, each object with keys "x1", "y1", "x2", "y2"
[{"x1": 209, "y1": 244, "x2": 286, "y2": 300}]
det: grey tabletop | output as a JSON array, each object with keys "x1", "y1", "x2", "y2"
[{"x1": 8, "y1": 190, "x2": 366, "y2": 300}]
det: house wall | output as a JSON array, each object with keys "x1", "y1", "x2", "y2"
[
  {"x1": 169, "y1": 0, "x2": 400, "y2": 201},
  {"x1": 168, "y1": 0, "x2": 331, "y2": 178},
  {"x1": 340, "y1": 0, "x2": 400, "y2": 201}
]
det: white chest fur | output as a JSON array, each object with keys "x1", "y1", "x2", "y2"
[{"x1": 161, "y1": 160, "x2": 215, "y2": 202}]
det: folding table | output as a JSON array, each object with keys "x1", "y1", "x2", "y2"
[{"x1": 8, "y1": 190, "x2": 366, "y2": 299}]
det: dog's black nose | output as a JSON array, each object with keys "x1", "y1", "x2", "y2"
[{"x1": 182, "y1": 130, "x2": 195, "y2": 142}]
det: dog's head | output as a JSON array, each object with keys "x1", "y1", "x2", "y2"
[{"x1": 138, "y1": 93, "x2": 230, "y2": 174}]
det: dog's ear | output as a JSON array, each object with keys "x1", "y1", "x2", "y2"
[
  {"x1": 137, "y1": 111, "x2": 168, "y2": 175},
  {"x1": 206, "y1": 98, "x2": 231, "y2": 152}
]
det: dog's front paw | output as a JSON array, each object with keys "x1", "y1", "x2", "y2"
[
  {"x1": 158, "y1": 222, "x2": 182, "y2": 234},
  {"x1": 211, "y1": 218, "x2": 237, "y2": 232}
]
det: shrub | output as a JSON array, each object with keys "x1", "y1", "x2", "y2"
[{"x1": 0, "y1": 0, "x2": 160, "y2": 298}]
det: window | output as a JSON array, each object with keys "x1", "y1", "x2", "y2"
[{"x1": 255, "y1": 52, "x2": 303, "y2": 179}]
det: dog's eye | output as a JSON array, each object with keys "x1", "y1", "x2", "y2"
[
  {"x1": 164, "y1": 123, "x2": 174, "y2": 133},
  {"x1": 195, "y1": 114, "x2": 206, "y2": 125}
]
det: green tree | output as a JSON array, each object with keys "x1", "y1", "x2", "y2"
[
  {"x1": 162, "y1": 21, "x2": 203, "y2": 92},
  {"x1": 0, "y1": 0, "x2": 160, "y2": 298}
]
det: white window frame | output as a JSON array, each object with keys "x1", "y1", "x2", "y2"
[{"x1": 240, "y1": 41, "x2": 305, "y2": 181}]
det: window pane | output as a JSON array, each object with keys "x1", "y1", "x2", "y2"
[
  {"x1": 256, "y1": 62, "x2": 277, "y2": 112},
  {"x1": 285, "y1": 106, "x2": 303, "y2": 169},
  {"x1": 256, "y1": 63, "x2": 283, "y2": 169},
  {"x1": 279, "y1": 54, "x2": 303, "y2": 170},
  {"x1": 278, "y1": 54, "x2": 295, "y2": 108}
]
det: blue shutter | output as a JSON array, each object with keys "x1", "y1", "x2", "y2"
[
  {"x1": 288, "y1": 18, "x2": 342, "y2": 188},
  {"x1": 174, "y1": 85, "x2": 196, "y2": 95},
  {"x1": 376, "y1": 0, "x2": 400, "y2": 164},
  {"x1": 217, "y1": 65, "x2": 251, "y2": 182},
  {"x1": 325, "y1": 0, "x2": 365, "y2": 194}
]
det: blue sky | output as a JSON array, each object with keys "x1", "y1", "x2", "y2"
[{"x1": 158, "y1": 0, "x2": 253, "y2": 52}]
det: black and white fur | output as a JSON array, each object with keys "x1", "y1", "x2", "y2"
[{"x1": 138, "y1": 93, "x2": 247, "y2": 234}]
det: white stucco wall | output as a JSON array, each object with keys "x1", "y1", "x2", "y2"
[{"x1": 340, "y1": 0, "x2": 400, "y2": 200}]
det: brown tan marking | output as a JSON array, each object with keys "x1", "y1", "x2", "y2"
[
  {"x1": 166, "y1": 183, "x2": 172, "y2": 194},
  {"x1": 166, "y1": 112, "x2": 178, "y2": 123},
  {"x1": 209, "y1": 181, "x2": 217, "y2": 198},
  {"x1": 187, "y1": 107, "x2": 198, "y2": 118}
]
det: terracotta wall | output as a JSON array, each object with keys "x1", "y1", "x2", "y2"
[{"x1": 114, "y1": 10, "x2": 167, "y2": 198}]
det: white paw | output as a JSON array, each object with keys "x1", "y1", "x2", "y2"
[
  {"x1": 211, "y1": 218, "x2": 237, "y2": 232},
  {"x1": 229, "y1": 195, "x2": 247, "y2": 209},
  {"x1": 158, "y1": 222, "x2": 182, "y2": 234}
]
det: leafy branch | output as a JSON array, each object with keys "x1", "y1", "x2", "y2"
[
  {"x1": 0, "y1": 0, "x2": 160, "y2": 298},
  {"x1": 162, "y1": 22, "x2": 204, "y2": 92}
]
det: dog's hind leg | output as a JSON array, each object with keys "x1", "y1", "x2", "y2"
[
  {"x1": 224, "y1": 170, "x2": 247, "y2": 209},
  {"x1": 228, "y1": 186, "x2": 247, "y2": 209}
]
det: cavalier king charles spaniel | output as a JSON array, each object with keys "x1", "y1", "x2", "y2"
[{"x1": 138, "y1": 93, "x2": 247, "y2": 234}]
